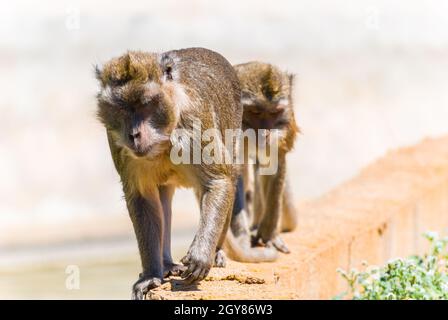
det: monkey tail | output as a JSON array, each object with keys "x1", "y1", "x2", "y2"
[{"x1": 223, "y1": 230, "x2": 278, "y2": 263}]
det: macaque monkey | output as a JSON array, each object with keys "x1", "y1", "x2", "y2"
[
  {"x1": 95, "y1": 48, "x2": 242, "y2": 299},
  {"x1": 229, "y1": 62, "x2": 299, "y2": 257}
]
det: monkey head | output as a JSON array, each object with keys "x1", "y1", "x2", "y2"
[
  {"x1": 235, "y1": 62, "x2": 299, "y2": 152},
  {"x1": 236, "y1": 62, "x2": 294, "y2": 131},
  {"x1": 95, "y1": 51, "x2": 186, "y2": 159}
]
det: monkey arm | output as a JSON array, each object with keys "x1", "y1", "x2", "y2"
[
  {"x1": 280, "y1": 177, "x2": 298, "y2": 232},
  {"x1": 181, "y1": 176, "x2": 235, "y2": 283},
  {"x1": 125, "y1": 191, "x2": 164, "y2": 299},
  {"x1": 254, "y1": 154, "x2": 287, "y2": 250}
]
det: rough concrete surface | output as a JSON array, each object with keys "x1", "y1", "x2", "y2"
[{"x1": 148, "y1": 136, "x2": 448, "y2": 299}]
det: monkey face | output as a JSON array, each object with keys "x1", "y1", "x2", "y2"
[
  {"x1": 96, "y1": 52, "x2": 181, "y2": 159},
  {"x1": 242, "y1": 99, "x2": 290, "y2": 131},
  {"x1": 236, "y1": 62, "x2": 294, "y2": 132},
  {"x1": 108, "y1": 99, "x2": 173, "y2": 158}
]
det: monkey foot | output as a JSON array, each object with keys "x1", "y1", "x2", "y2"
[
  {"x1": 267, "y1": 236, "x2": 290, "y2": 254},
  {"x1": 131, "y1": 275, "x2": 162, "y2": 300},
  {"x1": 214, "y1": 249, "x2": 227, "y2": 267},
  {"x1": 163, "y1": 263, "x2": 187, "y2": 278},
  {"x1": 252, "y1": 235, "x2": 290, "y2": 254},
  {"x1": 181, "y1": 251, "x2": 213, "y2": 284}
]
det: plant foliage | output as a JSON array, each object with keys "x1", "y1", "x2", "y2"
[{"x1": 337, "y1": 232, "x2": 448, "y2": 300}]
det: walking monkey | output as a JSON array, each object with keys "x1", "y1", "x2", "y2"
[
  {"x1": 96, "y1": 48, "x2": 242, "y2": 299},
  {"x1": 227, "y1": 62, "x2": 299, "y2": 259}
]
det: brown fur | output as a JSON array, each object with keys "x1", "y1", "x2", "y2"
[
  {"x1": 96, "y1": 48, "x2": 242, "y2": 299},
  {"x1": 230, "y1": 61, "x2": 299, "y2": 256}
]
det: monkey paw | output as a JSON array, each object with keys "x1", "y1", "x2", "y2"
[
  {"x1": 252, "y1": 234, "x2": 290, "y2": 254},
  {"x1": 181, "y1": 251, "x2": 213, "y2": 284},
  {"x1": 214, "y1": 249, "x2": 227, "y2": 268},
  {"x1": 163, "y1": 263, "x2": 187, "y2": 278},
  {"x1": 131, "y1": 275, "x2": 162, "y2": 300},
  {"x1": 266, "y1": 235, "x2": 290, "y2": 254}
]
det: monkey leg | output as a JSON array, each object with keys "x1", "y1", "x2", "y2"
[
  {"x1": 182, "y1": 177, "x2": 234, "y2": 283},
  {"x1": 253, "y1": 157, "x2": 290, "y2": 253},
  {"x1": 250, "y1": 162, "x2": 265, "y2": 229},
  {"x1": 127, "y1": 193, "x2": 164, "y2": 300},
  {"x1": 224, "y1": 175, "x2": 278, "y2": 263},
  {"x1": 159, "y1": 185, "x2": 186, "y2": 277},
  {"x1": 280, "y1": 178, "x2": 298, "y2": 232},
  {"x1": 230, "y1": 175, "x2": 251, "y2": 241},
  {"x1": 214, "y1": 249, "x2": 227, "y2": 267},
  {"x1": 214, "y1": 205, "x2": 232, "y2": 268},
  {"x1": 243, "y1": 163, "x2": 255, "y2": 224}
]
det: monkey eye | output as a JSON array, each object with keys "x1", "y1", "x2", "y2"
[
  {"x1": 270, "y1": 110, "x2": 283, "y2": 116},
  {"x1": 248, "y1": 109, "x2": 261, "y2": 115},
  {"x1": 165, "y1": 65, "x2": 173, "y2": 80},
  {"x1": 108, "y1": 75, "x2": 130, "y2": 87},
  {"x1": 275, "y1": 119, "x2": 289, "y2": 127}
]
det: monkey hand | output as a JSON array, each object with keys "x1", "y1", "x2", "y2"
[
  {"x1": 252, "y1": 233, "x2": 290, "y2": 254},
  {"x1": 131, "y1": 274, "x2": 162, "y2": 300},
  {"x1": 214, "y1": 249, "x2": 227, "y2": 268},
  {"x1": 163, "y1": 263, "x2": 187, "y2": 278},
  {"x1": 266, "y1": 235, "x2": 290, "y2": 254},
  {"x1": 180, "y1": 248, "x2": 213, "y2": 284}
]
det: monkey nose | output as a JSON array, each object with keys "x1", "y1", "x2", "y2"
[{"x1": 129, "y1": 132, "x2": 141, "y2": 142}]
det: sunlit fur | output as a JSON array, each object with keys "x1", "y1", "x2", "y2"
[
  {"x1": 96, "y1": 51, "x2": 192, "y2": 162},
  {"x1": 95, "y1": 48, "x2": 243, "y2": 299},
  {"x1": 235, "y1": 61, "x2": 299, "y2": 153},
  {"x1": 228, "y1": 62, "x2": 299, "y2": 261}
]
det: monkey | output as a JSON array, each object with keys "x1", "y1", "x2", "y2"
[
  {"x1": 95, "y1": 48, "x2": 242, "y2": 300},
  {"x1": 228, "y1": 61, "x2": 299, "y2": 257},
  {"x1": 222, "y1": 175, "x2": 279, "y2": 262}
]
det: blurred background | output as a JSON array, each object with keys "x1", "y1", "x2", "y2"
[{"x1": 1, "y1": 0, "x2": 448, "y2": 299}]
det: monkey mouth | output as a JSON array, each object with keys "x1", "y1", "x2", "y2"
[
  {"x1": 125, "y1": 145, "x2": 151, "y2": 158},
  {"x1": 126, "y1": 139, "x2": 170, "y2": 160},
  {"x1": 132, "y1": 150, "x2": 149, "y2": 158},
  {"x1": 130, "y1": 146, "x2": 164, "y2": 160}
]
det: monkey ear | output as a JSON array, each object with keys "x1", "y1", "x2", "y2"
[
  {"x1": 160, "y1": 53, "x2": 175, "y2": 81},
  {"x1": 94, "y1": 64, "x2": 104, "y2": 84},
  {"x1": 288, "y1": 73, "x2": 295, "y2": 88}
]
